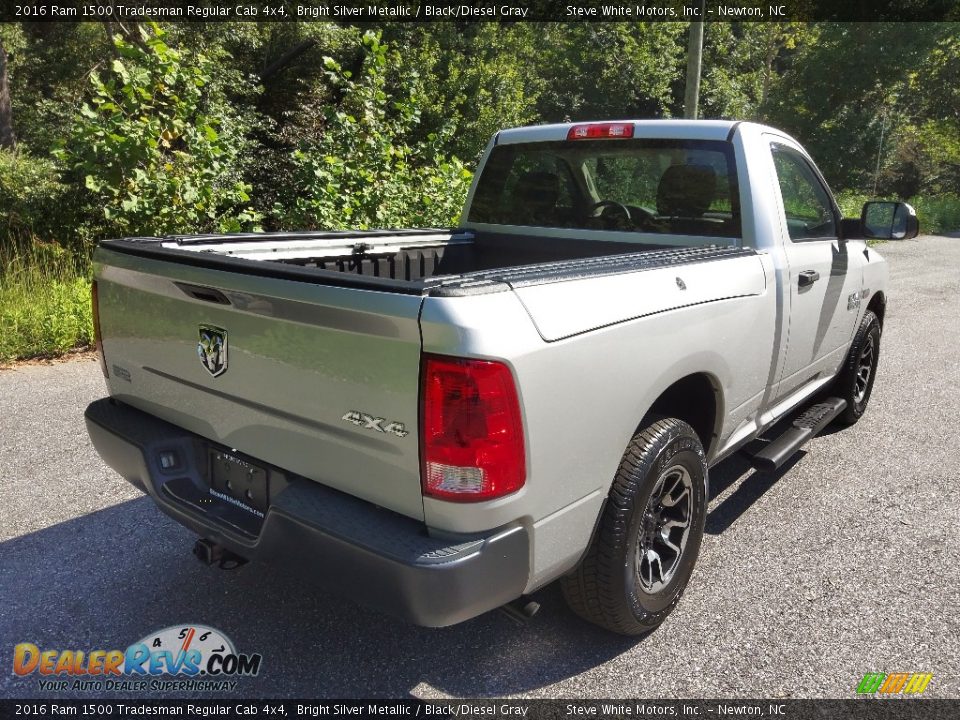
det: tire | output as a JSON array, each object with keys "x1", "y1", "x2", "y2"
[
  {"x1": 834, "y1": 310, "x2": 881, "y2": 426},
  {"x1": 561, "y1": 417, "x2": 707, "y2": 635}
]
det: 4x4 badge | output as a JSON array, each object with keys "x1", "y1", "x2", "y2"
[
  {"x1": 341, "y1": 411, "x2": 409, "y2": 438},
  {"x1": 198, "y1": 325, "x2": 228, "y2": 377}
]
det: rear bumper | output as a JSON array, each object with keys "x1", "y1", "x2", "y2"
[{"x1": 85, "y1": 398, "x2": 529, "y2": 627}]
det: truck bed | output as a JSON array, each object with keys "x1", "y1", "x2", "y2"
[{"x1": 101, "y1": 229, "x2": 748, "y2": 296}]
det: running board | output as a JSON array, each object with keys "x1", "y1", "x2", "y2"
[{"x1": 747, "y1": 397, "x2": 847, "y2": 472}]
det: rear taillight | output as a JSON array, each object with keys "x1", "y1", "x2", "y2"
[
  {"x1": 420, "y1": 355, "x2": 525, "y2": 502},
  {"x1": 567, "y1": 122, "x2": 635, "y2": 140},
  {"x1": 91, "y1": 280, "x2": 108, "y2": 378}
]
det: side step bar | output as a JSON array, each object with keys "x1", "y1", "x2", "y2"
[{"x1": 748, "y1": 397, "x2": 847, "y2": 472}]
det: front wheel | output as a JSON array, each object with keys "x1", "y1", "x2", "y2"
[
  {"x1": 561, "y1": 418, "x2": 707, "y2": 635},
  {"x1": 834, "y1": 310, "x2": 881, "y2": 426}
]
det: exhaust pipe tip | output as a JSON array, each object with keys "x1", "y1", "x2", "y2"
[{"x1": 498, "y1": 595, "x2": 541, "y2": 625}]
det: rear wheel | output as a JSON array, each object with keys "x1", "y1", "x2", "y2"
[
  {"x1": 562, "y1": 417, "x2": 707, "y2": 635},
  {"x1": 834, "y1": 310, "x2": 881, "y2": 426}
]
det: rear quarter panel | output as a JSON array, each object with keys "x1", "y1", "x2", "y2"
[{"x1": 420, "y1": 257, "x2": 775, "y2": 590}]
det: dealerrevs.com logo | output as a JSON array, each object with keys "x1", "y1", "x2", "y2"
[{"x1": 13, "y1": 625, "x2": 262, "y2": 692}]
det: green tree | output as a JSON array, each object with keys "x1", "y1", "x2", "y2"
[
  {"x1": 282, "y1": 31, "x2": 472, "y2": 230},
  {"x1": 764, "y1": 23, "x2": 949, "y2": 193},
  {"x1": 380, "y1": 23, "x2": 542, "y2": 160},
  {"x1": 877, "y1": 28, "x2": 960, "y2": 196},
  {"x1": 697, "y1": 23, "x2": 795, "y2": 120},
  {"x1": 0, "y1": 39, "x2": 15, "y2": 149},
  {"x1": 536, "y1": 23, "x2": 686, "y2": 122},
  {"x1": 57, "y1": 23, "x2": 259, "y2": 238},
  {"x1": 5, "y1": 23, "x2": 110, "y2": 155}
]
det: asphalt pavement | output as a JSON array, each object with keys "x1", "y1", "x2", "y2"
[{"x1": 1, "y1": 235, "x2": 958, "y2": 699}]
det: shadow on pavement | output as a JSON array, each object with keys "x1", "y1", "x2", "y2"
[
  {"x1": 0, "y1": 497, "x2": 638, "y2": 699},
  {"x1": 703, "y1": 403, "x2": 839, "y2": 536},
  {"x1": 705, "y1": 454, "x2": 804, "y2": 535}
]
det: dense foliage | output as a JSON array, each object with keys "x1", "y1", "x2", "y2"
[
  {"x1": 56, "y1": 25, "x2": 258, "y2": 237},
  {"x1": 282, "y1": 31, "x2": 473, "y2": 229},
  {"x1": 0, "y1": 20, "x2": 957, "y2": 249},
  {"x1": 0, "y1": 151, "x2": 75, "y2": 240}
]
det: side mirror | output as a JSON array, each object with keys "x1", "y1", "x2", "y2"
[{"x1": 861, "y1": 201, "x2": 920, "y2": 240}]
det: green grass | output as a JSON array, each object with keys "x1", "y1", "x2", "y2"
[
  {"x1": 908, "y1": 194, "x2": 960, "y2": 235},
  {"x1": 0, "y1": 242, "x2": 93, "y2": 363},
  {"x1": 835, "y1": 191, "x2": 960, "y2": 235}
]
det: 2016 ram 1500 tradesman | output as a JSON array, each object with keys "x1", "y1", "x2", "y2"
[{"x1": 85, "y1": 120, "x2": 918, "y2": 635}]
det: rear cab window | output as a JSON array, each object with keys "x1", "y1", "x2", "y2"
[{"x1": 468, "y1": 139, "x2": 742, "y2": 244}]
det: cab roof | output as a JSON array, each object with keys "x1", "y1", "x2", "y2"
[{"x1": 496, "y1": 119, "x2": 753, "y2": 145}]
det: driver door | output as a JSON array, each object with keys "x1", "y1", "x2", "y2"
[{"x1": 769, "y1": 140, "x2": 861, "y2": 400}]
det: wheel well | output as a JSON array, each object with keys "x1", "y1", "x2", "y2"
[
  {"x1": 647, "y1": 373, "x2": 719, "y2": 455},
  {"x1": 867, "y1": 291, "x2": 886, "y2": 327}
]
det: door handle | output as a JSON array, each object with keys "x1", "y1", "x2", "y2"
[
  {"x1": 798, "y1": 270, "x2": 821, "y2": 287},
  {"x1": 174, "y1": 282, "x2": 231, "y2": 305}
]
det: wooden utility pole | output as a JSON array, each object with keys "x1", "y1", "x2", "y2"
[
  {"x1": 0, "y1": 41, "x2": 15, "y2": 150},
  {"x1": 684, "y1": 4, "x2": 705, "y2": 120}
]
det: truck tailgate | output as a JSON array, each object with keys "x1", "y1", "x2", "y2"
[{"x1": 95, "y1": 246, "x2": 426, "y2": 521}]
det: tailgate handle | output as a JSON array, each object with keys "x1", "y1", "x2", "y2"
[{"x1": 175, "y1": 282, "x2": 231, "y2": 305}]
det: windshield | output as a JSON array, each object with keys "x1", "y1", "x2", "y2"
[{"x1": 468, "y1": 139, "x2": 741, "y2": 240}]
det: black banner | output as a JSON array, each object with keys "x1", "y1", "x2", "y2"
[
  {"x1": 2, "y1": 700, "x2": 960, "y2": 720},
  {"x1": 2, "y1": 0, "x2": 959, "y2": 23}
]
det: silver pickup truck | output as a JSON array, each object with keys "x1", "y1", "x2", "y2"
[{"x1": 85, "y1": 120, "x2": 917, "y2": 635}]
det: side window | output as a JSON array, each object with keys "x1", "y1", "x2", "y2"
[{"x1": 771, "y1": 145, "x2": 837, "y2": 241}]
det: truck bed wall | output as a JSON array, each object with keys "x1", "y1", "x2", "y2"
[{"x1": 278, "y1": 233, "x2": 662, "y2": 282}]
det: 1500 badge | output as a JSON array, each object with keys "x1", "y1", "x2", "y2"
[{"x1": 341, "y1": 411, "x2": 409, "y2": 438}]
